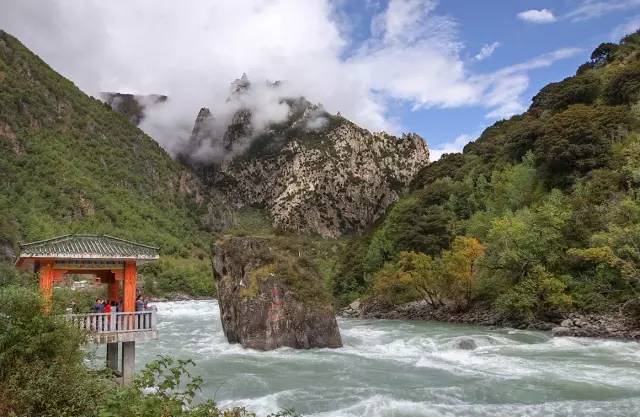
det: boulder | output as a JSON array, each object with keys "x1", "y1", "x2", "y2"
[
  {"x1": 213, "y1": 236, "x2": 342, "y2": 350},
  {"x1": 456, "y1": 338, "x2": 477, "y2": 350}
]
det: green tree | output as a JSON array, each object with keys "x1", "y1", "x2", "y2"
[
  {"x1": 535, "y1": 104, "x2": 630, "y2": 186},
  {"x1": 495, "y1": 265, "x2": 572, "y2": 320},
  {"x1": 439, "y1": 236, "x2": 485, "y2": 308},
  {"x1": 479, "y1": 190, "x2": 572, "y2": 292}
]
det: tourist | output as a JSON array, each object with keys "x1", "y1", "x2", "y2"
[{"x1": 93, "y1": 298, "x2": 104, "y2": 313}]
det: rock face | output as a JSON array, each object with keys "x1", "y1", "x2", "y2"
[
  {"x1": 212, "y1": 236, "x2": 343, "y2": 350},
  {"x1": 181, "y1": 75, "x2": 430, "y2": 237}
]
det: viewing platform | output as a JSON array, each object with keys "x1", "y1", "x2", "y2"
[
  {"x1": 15, "y1": 234, "x2": 161, "y2": 385},
  {"x1": 67, "y1": 311, "x2": 158, "y2": 344}
]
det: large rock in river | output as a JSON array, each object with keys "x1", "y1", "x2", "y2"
[{"x1": 212, "y1": 236, "x2": 343, "y2": 350}]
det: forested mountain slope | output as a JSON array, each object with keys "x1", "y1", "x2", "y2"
[
  {"x1": 0, "y1": 30, "x2": 214, "y2": 258},
  {"x1": 335, "y1": 33, "x2": 640, "y2": 324}
]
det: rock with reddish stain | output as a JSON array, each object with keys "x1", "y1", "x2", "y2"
[{"x1": 213, "y1": 236, "x2": 343, "y2": 350}]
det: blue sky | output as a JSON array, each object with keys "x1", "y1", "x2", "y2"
[
  {"x1": 334, "y1": 0, "x2": 640, "y2": 157},
  {"x1": 2, "y1": 0, "x2": 640, "y2": 158}
]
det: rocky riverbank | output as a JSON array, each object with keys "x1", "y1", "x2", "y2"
[{"x1": 342, "y1": 299, "x2": 640, "y2": 340}]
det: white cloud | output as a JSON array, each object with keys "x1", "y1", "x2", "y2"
[
  {"x1": 474, "y1": 42, "x2": 500, "y2": 61},
  {"x1": 430, "y1": 133, "x2": 474, "y2": 161},
  {"x1": 566, "y1": 0, "x2": 640, "y2": 22},
  {"x1": 475, "y1": 47, "x2": 582, "y2": 119},
  {"x1": 517, "y1": 9, "x2": 556, "y2": 23},
  {"x1": 611, "y1": 15, "x2": 640, "y2": 40},
  {"x1": 0, "y1": 0, "x2": 581, "y2": 153}
]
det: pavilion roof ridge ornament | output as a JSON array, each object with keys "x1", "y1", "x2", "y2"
[{"x1": 16, "y1": 234, "x2": 160, "y2": 266}]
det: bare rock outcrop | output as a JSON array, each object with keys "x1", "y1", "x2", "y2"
[
  {"x1": 212, "y1": 236, "x2": 342, "y2": 350},
  {"x1": 179, "y1": 75, "x2": 430, "y2": 237}
]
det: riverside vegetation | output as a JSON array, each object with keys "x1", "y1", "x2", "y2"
[{"x1": 335, "y1": 34, "x2": 640, "y2": 330}]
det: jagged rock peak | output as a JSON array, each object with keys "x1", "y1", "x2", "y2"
[
  {"x1": 189, "y1": 107, "x2": 216, "y2": 148},
  {"x1": 230, "y1": 73, "x2": 251, "y2": 97}
]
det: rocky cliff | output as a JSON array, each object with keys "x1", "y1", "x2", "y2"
[
  {"x1": 212, "y1": 236, "x2": 342, "y2": 350},
  {"x1": 181, "y1": 76, "x2": 430, "y2": 237}
]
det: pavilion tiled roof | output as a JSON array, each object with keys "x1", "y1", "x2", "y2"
[{"x1": 18, "y1": 234, "x2": 159, "y2": 260}]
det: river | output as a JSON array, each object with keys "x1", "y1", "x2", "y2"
[{"x1": 123, "y1": 300, "x2": 640, "y2": 416}]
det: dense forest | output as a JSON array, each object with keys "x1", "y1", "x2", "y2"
[{"x1": 332, "y1": 33, "x2": 640, "y2": 323}]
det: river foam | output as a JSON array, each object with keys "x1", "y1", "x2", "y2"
[{"x1": 129, "y1": 300, "x2": 640, "y2": 417}]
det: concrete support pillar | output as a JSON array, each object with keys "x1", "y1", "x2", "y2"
[
  {"x1": 121, "y1": 341, "x2": 135, "y2": 385},
  {"x1": 106, "y1": 342, "x2": 119, "y2": 374}
]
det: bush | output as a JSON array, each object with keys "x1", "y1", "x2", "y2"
[
  {"x1": 604, "y1": 64, "x2": 640, "y2": 105},
  {"x1": 371, "y1": 237, "x2": 485, "y2": 309},
  {"x1": 0, "y1": 285, "x2": 110, "y2": 417},
  {"x1": 495, "y1": 266, "x2": 572, "y2": 321}
]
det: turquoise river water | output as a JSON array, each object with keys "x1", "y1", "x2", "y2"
[{"x1": 100, "y1": 300, "x2": 640, "y2": 416}]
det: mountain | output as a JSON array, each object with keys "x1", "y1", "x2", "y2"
[
  {"x1": 334, "y1": 33, "x2": 640, "y2": 334},
  {"x1": 179, "y1": 75, "x2": 429, "y2": 237},
  {"x1": 0, "y1": 30, "x2": 215, "y2": 256}
]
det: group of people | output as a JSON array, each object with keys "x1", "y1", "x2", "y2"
[
  {"x1": 92, "y1": 298, "x2": 120, "y2": 314},
  {"x1": 92, "y1": 295, "x2": 150, "y2": 313}
]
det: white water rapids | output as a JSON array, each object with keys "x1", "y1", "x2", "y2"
[{"x1": 110, "y1": 300, "x2": 640, "y2": 416}]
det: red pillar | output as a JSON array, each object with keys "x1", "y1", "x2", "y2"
[
  {"x1": 39, "y1": 261, "x2": 54, "y2": 313},
  {"x1": 123, "y1": 262, "x2": 137, "y2": 312},
  {"x1": 107, "y1": 276, "x2": 120, "y2": 303}
]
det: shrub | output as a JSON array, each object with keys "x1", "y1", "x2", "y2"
[
  {"x1": 495, "y1": 266, "x2": 572, "y2": 321},
  {"x1": 0, "y1": 285, "x2": 110, "y2": 417}
]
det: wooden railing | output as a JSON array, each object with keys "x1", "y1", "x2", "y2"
[{"x1": 67, "y1": 311, "x2": 156, "y2": 334}]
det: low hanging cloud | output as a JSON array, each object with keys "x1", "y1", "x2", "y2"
[
  {"x1": 517, "y1": 9, "x2": 557, "y2": 24},
  {"x1": 0, "y1": 0, "x2": 580, "y2": 157}
]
